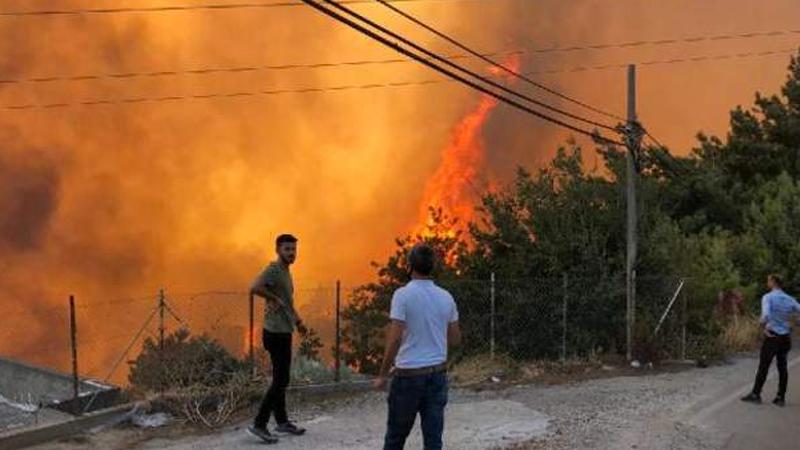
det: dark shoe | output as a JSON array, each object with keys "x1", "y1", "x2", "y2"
[
  {"x1": 773, "y1": 397, "x2": 786, "y2": 407},
  {"x1": 741, "y1": 393, "x2": 762, "y2": 404},
  {"x1": 247, "y1": 425, "x2": 279, "y2": 444},
  {"x1": 275, "y1": 421, "x2": 306, "y2": 436}
]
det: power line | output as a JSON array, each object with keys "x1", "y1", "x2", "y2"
[
  {"x1": 374, "y1": 0, "x2": 624, "y2": 122},
  {"x1": 543, "y1": 47, "x2": 798, "y2": 74},
  {"x1": 530, "y1": 29, "x2": 800, "y2": 55},
  {"x1": 314, "y1": 0, "x2": 619, "y2": 132},
  {"x1": 1, "y1": 33, "x2": 796, "y2": 88},
  {"x1": 3, "y1": 47, "x2": 795, "y2": 112},
  {"x1": 0, "y1": 50, "x2": 523, "y2": 85},
  {"x1": 299, "y1": 0, "x2": 622, "y2": 143},
  {"x1": 321, "y1": 0, "x2": 618, "y2": 131},
  {"x1": 2, "y1": 0, "x2": 797, "y2": 61},
  {"x1": 643, "y1": 129, "x2": 665, "y2": 149},
  {"x1": 0, "y1": 0, "x2": 479, "y2": 17}
]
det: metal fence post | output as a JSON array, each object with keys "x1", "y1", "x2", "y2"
[
  {"x1": 335, "y1": 280, "x2": 342, "y2": 382},
  {"x1": 249, "y1": 292, "x2": 255, "y2": 378},
  {"x1": 490, "y1": 272, "x2": 496, "y2": 360},
  {"x1": 561, "y1": 274, "x2": 567, "y2": 362},
  {"x1": 69, "y1": 295, "x2": 80, "y2": 413},
  {"x1": 158, "y1": 288, "x2": 165, "y2": 350},
  {"x1": 681, "y1": 287, "x2": 688, "y2": 361}
]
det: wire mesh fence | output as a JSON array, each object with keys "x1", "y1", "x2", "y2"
[
  {"x1": 442, "y1": 274, "x2": 690, "y2": 363},
  {"x1": 2, "y1": 272, "x2": 698, "y2": 424}
]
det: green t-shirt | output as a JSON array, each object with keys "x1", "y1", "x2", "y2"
[{"x1": 251, "y1": 261, "x2": 295, "y2": 333}]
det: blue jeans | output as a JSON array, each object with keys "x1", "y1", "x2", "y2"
[{"x1": 383, "y1": 372, "x2": 448, "y2": 450}]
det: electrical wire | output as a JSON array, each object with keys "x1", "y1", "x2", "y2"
[
  {"x1": 374, "y1": 0, "x2": 624, "y2": 121},
  {"x1": 0, "y1": 50, "x2": 522, "y2": 85},
  {"x1": 305, "y1": 0, "x2": 620, "y2": 142},
  {"x1": 0, "y1": 0, "x2": 485, "y2": 17},
  {"x1": 3, "y1": 47, "x2": 794, "y2": 112}
]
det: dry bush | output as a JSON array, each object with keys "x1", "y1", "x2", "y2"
[
  {"x1": 129, "y1": 328, "x2": 255, "y2": 428},
  {"x1": 129, "y1": 328, "x2": 246, "y2": 392},
  {"x1": 160, "y1": 370, "x2": 258, "y2": 428},
  {"x1": 718, "y1": 314, "x2": 761, "y2": 353},
  {"x1": 449, "y1": 354, "x2": 520, "y2": 386}
]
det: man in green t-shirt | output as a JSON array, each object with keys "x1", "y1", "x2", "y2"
[{"x1": 247, "y1": 234, "x2": 307, "y2": 443}]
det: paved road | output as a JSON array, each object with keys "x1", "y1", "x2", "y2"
[{"x1": 690, "y1": 354, "x2": 800, "y2": 450}]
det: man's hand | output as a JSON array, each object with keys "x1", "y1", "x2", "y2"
[
  {"x1": 764, "y1": 328, "x2": 776, "y2": 338},
  {"x1": 373, "y1": 376, "x2": 389, "y2": 391}
]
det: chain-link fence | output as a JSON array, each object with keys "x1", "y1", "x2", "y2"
[
  {"x1": 2, "y1": 272, "x2": 699, "y2": 430},
  {"x1": 441, "y1": 274, "x2": 691, "y2": 364}
]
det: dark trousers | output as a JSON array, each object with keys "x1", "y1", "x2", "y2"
[
  {"x1": 384, "y1": 372, "x2": 448, "y2": 450},
  {"x1": 752, "y1": 334, "x2": 792, "y2": 398},
  {"x1": 254, "y1": 330, "x2": 292, "y2": 428}
]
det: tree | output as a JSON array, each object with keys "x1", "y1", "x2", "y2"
[
  {"x1": 298, "y1": 326, "x2": 324, "y2": 361},
  {"x1": 128, "y1": 328, "x2": 245, "y2": 392},
  {"x1": 341, "y1": 51, "x2": 800, "y2": 364},
  {"x1": 339, "y1": 208, "x2": 467, "y2": 373}
]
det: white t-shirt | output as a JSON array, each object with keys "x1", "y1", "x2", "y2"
[{"x1": 390, "y1": 279, "x2": 459, "y2": 369}]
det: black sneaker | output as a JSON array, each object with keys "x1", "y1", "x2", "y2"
[
  {"x1": 247, "y1": 425, "x2": 279, "y2": 444},
  {"x1": 741, "y1": 393, "x2": 762, "y2": 404},
  {"x1": 275, "y1": 421, "x2": 306, "y2": 436},
  {"x1": 773, "y1": 397, "x2": 786, "y2": 407}
]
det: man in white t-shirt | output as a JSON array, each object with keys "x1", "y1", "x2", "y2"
[{"x1": 373, "y1": 244, "x2": 461, "y2": 450}]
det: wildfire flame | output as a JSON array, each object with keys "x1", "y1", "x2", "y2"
[{"x1": 415, "y1": 55, "x2": 521, "y2": 238}]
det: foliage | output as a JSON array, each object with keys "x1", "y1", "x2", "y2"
[
  {"x1": 128, "y1": 328, "x2": 246, "y2": 392},
  {"x1": 340, "y1": 51, "x2": 800, "y2": 369},
  {"x1": 298, "y1": 326, "x2": 324, "y2": 361}
]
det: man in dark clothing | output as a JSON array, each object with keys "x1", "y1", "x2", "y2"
[
  {"x1": 742, "y1": 274, "x2": 800, "y2": 407},
  {"x1": 247, "y1": 234, "x2": 307, "y2": 444}
]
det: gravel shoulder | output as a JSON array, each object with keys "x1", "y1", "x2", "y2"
[{"x1": 33, "y1": 355, "x2": 767, "y2": 450}]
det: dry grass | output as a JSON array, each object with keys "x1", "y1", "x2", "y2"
[
  {"x1": 719, "y1": 314, "x2": 761, "y2": 353},
  {"x1": 449, "y1": 354, "x2": 520, "y2": 387},
  {"x1": 450, "y1": 352, "x2": 619, "y2": 388}
]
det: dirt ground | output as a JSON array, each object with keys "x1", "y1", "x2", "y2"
[{"x1": 32, "y1": 356, "x2": 763, "y2": 450}]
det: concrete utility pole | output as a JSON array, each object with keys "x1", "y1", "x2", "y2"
[{"x1": 625, "y1": 65, "x2": 643, "y2": 361}]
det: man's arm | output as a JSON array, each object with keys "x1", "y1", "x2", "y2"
[
  {"x1": 379, "y1": 320, "x2": 405, "y2": 377},
  {"x1": 252, "y1": 287, "x2": 303, "y2": 326},
  {"x1": 250, "y1": 285, "x2": 284, "y2": 311},
  {"x1": 373, "y1": 320, "x2": 405, "y2": 390},
  {"x1": 761, "y1": 295, "x2": 775, "y2": 337},
  {"x1": 448, "y1": 321, "x2": 462, "y2": 347},
  {"x1": 760, "y1": 295, "x2": 769, "y2": 324},
  {"x1": 250, "y1": 268, "x2": 287, "y2": 314},
  {"x1": 448, "y1": 299, "x2": 461, "y2": 347}
]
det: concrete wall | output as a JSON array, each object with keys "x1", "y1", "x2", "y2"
[{"x1": 0, "y1": 358, "x2": 118, "y2": 411}]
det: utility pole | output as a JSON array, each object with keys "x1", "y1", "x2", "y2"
[
  {"x1": 158, "y1": 288, "x2": 166, "y2": 350},
  {"x1": 625, "y1": 65, "x2": 643, "y2": 361}
]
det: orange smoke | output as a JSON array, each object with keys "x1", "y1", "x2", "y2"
[{"x1": 415, "y1": 55, "x2": 521, "y2": 236}]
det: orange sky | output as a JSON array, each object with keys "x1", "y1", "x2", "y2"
[{"x1": 1, "y1": 0, "x2": 799, "y2": 377}]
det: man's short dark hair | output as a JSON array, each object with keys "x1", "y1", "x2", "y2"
[
  {"x1": 408, "y1": 244, "x2": 435, "y2": 276},
  {"x1": 769, "y1": 273, "x2": 784, "y2": 287},
  {"x1": 276, "y1": 234, "x2": 298, "y2": 247}
]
